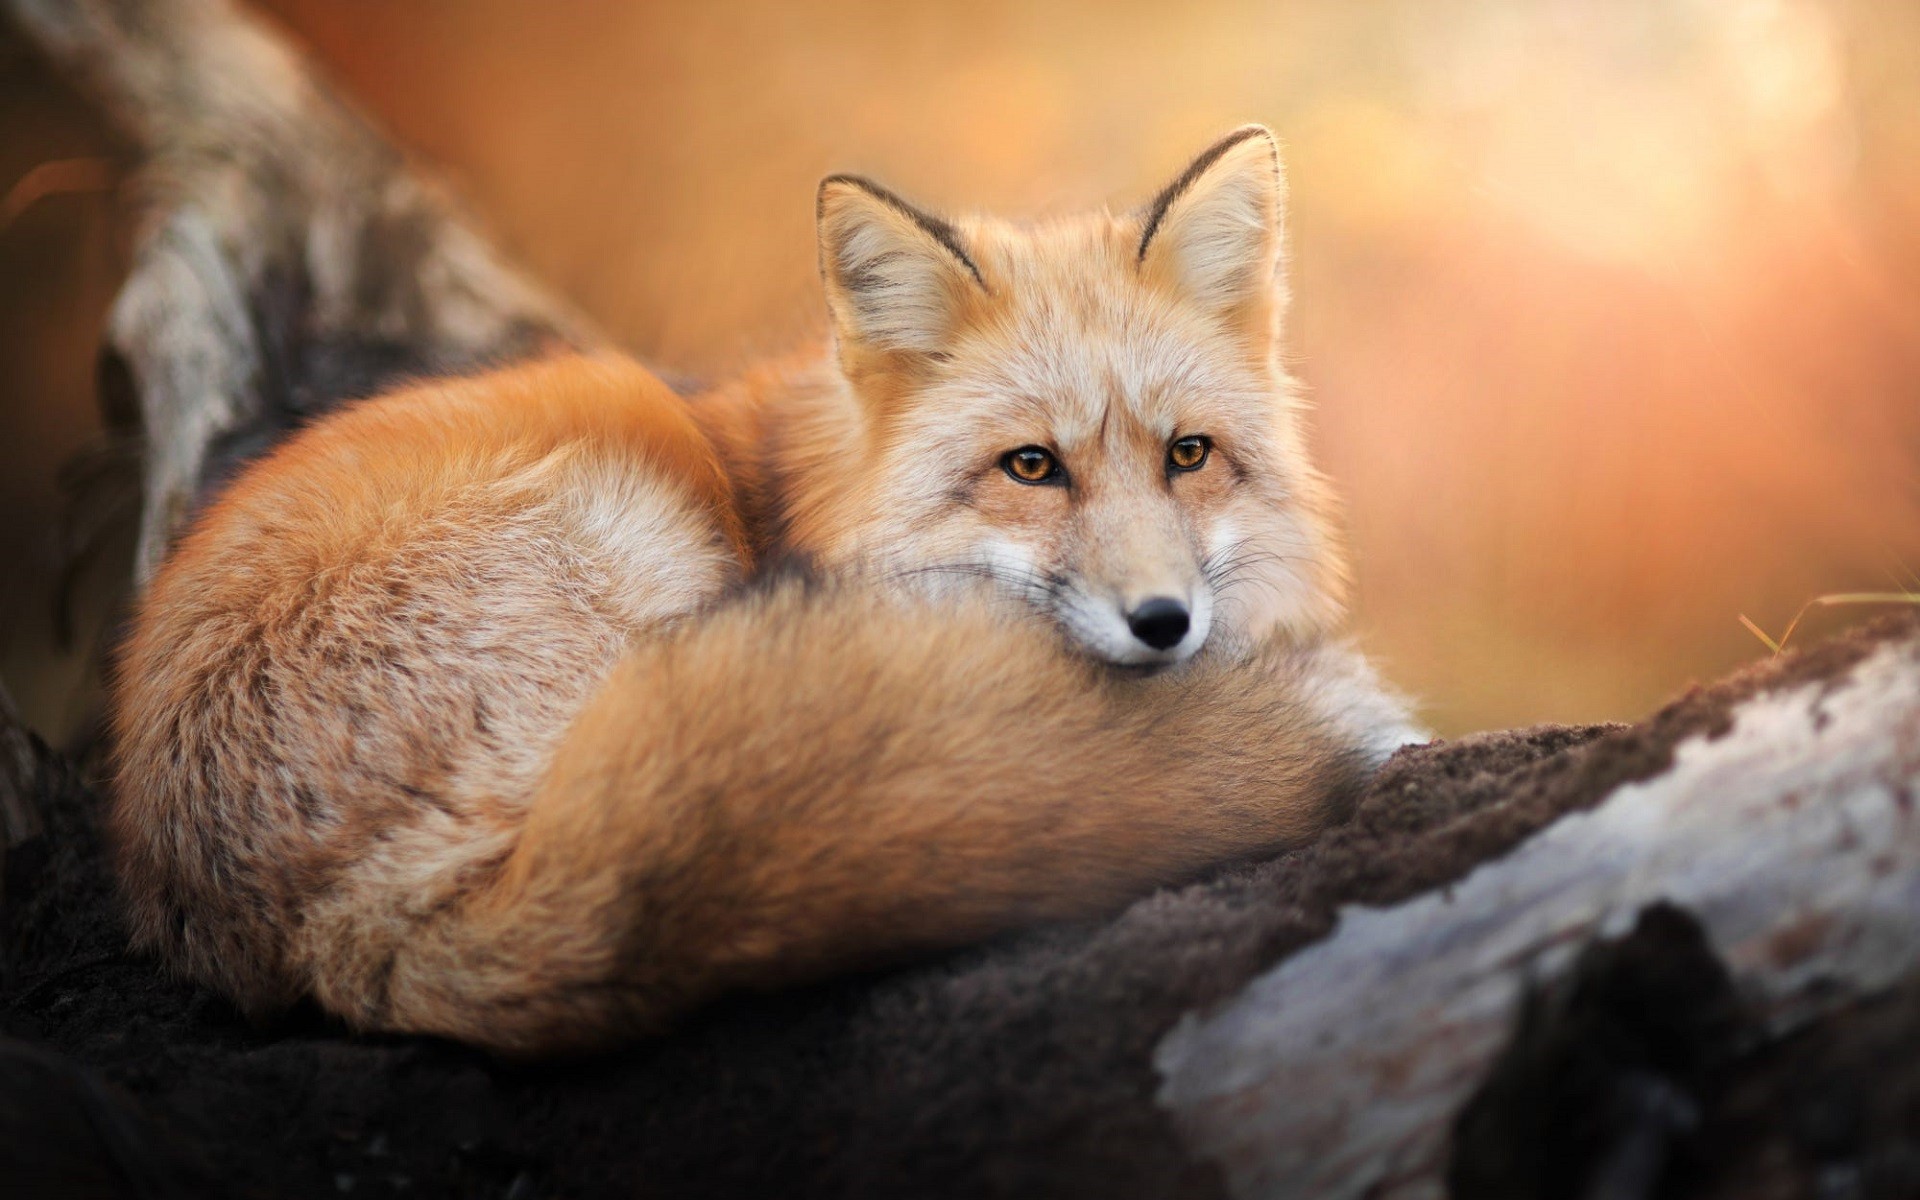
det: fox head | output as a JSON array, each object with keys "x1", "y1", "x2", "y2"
[{"x1": 802, "y1": 125, "x2": 1348, "y2": 666}]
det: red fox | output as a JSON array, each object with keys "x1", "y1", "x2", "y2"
[{"x1": 108, "y1": 126, "x2": 1419, "y2": 1055}]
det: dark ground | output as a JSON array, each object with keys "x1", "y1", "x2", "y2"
[{"x1": 4, "y1": 614, "x2": 1919, "y2": 1200}]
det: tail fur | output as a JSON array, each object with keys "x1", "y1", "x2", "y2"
[
  {"x1": 365, "y1": 585, "x2": 1405, "y2": 1053},
  {"x1": 115, "y1": 581, "x2": 1401, "y2": 1056}
]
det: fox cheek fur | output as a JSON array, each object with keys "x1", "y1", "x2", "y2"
[{"x1": 814, "y1": 125, "x2": 1348, "y2": 666}]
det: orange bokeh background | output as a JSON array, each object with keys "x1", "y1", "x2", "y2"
[{"x1": 4, "y1": 0, "x2": 1918, "y2": 737}]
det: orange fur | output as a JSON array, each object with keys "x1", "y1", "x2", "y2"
[{"x1": 108, "y1": 128, "x2": 1420, "y2": 1054}]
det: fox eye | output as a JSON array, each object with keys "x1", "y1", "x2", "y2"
[
  {"x1": 1168, "y1": 435, "x2": 1211, "y2": 472},
  {"x1": 1002, "y1": 446, "x2": 1062, "y2": 485}
]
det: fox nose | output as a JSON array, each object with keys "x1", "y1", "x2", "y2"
[{"x1": 1125, "y1": 597, "x2": 1190, "y2": 651}]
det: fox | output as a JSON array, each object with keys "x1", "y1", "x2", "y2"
[{"x1": 107, "y1": 125, "x2": 1420, "y2": 1056}]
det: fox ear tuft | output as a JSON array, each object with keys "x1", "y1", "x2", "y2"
[
  {"x1": 1137, "y1": 125, "x2": 1287, "y2": 331},
  {"x1": 817, "y1": 175, "x2": 985, "y2": 363}
]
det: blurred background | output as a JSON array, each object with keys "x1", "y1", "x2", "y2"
[{"x1": 3, "y1": 0, "x2": 1918, "y2": 741}]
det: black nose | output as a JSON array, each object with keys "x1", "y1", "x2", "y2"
[{"x1": 1125, "y1": 597, "x2": 1190, "y2": 651}]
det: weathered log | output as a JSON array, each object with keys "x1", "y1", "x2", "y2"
[
  {"x1": 1156, "y1": 631, "x2": 1920, "y2": 1198},
  {"x1": 4, "y1": 0, "x2": 598, "y2": 583}
]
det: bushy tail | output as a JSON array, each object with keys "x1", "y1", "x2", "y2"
[{"x1": 320, "y1": 584, "x2": 1404, "y2": 1055}]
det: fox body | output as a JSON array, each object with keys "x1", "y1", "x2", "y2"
[{"x1": 109, "y1": 127, "x2": 1418, "y2": 1054}]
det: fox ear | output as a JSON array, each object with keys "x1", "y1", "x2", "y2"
[
  {"x1": 817, "y1": 175, "x2": 986, "y2": 365},
  {"x1": 1137, "y1": 126, "x2": 1286, "y2": 333}
]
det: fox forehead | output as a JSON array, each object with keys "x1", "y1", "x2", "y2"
[{"x1": 922, "y1": 216, "x2": 1273, "y2": 451}]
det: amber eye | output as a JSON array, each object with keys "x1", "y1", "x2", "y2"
[
  {"x1": 1169, "y1": 435, "x2": 1211, "y2": 472},
  {"x1": 1002, "y1": 446, "x2": 1061, "y2": 485}
]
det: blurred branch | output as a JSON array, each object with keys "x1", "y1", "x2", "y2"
[
  {"x1": 0, "y1": 156, "x2": 114, "y2": 230},
  {"x1": 0, "y1": 0, "x2": 602, "y2": 584},
  {"x1": 0, "y1": 680, "x2": 46, "y2": 853}
]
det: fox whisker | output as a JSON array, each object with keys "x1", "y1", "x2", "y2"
[{"x1": 1204, "y1": 541, "x2": 1296, "y2": 602}]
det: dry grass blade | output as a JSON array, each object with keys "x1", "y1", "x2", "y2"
[
  {"x1": 1741, "y1": 591, "x2": 1920, "y2": 656},
  {"x1": 1737, "y1": 613, "x2": 1782, "y2": 655}
]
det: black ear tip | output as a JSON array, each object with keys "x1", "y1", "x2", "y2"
[
  {"x1": 813, "y1": 174, "x2": 987, "y2": 290},
  {"x1": 818, "y1": 172, "x2": 875, "y2": 194},
  {"x1": 1216, "y1": 124, "x2": 1279, "y2": 164},
  {"x1": 1138, "y1": 124, "x2": 1283, "y2": 262},
  {"x1": 817, "y1": 174, "x2": 877, "y2": 220}
]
